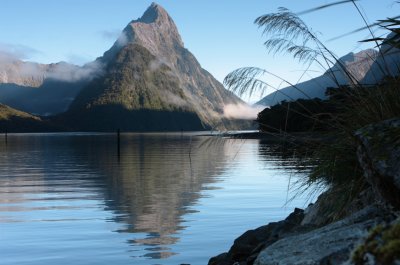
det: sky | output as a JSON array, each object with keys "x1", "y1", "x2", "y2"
[{"x1": 0, "y1": 0, "x2": 398, "y2": 102}]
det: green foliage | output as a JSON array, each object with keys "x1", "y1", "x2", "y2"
[
  {"x1": 304, "y1": 77, "x2": 400, "y2": 199},
  {"x1": 0, "y1": 104, "x2": 61, "y2": 132},
  {"x1": 57, "y1": 106, "x2": 207, "y2": 132},
  {"x1": 352, "y1": 220, "x2": 400, "y2": 264},
  {"x1": 71, "y1": 44, "x2": 188, "y2": 112},
  {"x1": 0, "y1": 104, "x2": 40, "y2": 120},
  {"x1": 255, "y1": 76, "x2": 400, "y2": 214}
]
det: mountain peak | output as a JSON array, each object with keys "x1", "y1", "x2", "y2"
[
  {"x1": 123, "y1": 2, "x2": 184, "y2": 56},
  {"x1": 139, "y1": 2, "x2": 170, "y2": 24},
  {"x1": 101, "y1": 3, "x2": 184, "y2": 62}
]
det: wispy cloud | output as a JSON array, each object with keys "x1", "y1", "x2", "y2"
[
  {"x1": 149, "y1": 57, "x2": 171, "y2": 71},
  {"x1": 0, "y1": 43, "x2": 41, "y2": 62},
  {"x1": 66, "y1": 54, "x2": 93, "y2": 66},
  {"x1": 116, "y1": 31, "x2": 129, "y2": 47},
  {"x1": 47, "y1": 60, "x2": 105, "y2": 82},
  {"x1": 159, "y1": 89, "x2": 189, "y2": 108},
  {"x1": 99, "y1": 29, "x2": 130, "y2": 47},
  {"x1": 99, "y1": 29, "x2": 121, "y2": 40},
  {"x1": 0, "y1": 42, "x2": 104, "y2": 84},
  {"x1": 223, "y1": 103, "x2": 265, "y2": 120}
]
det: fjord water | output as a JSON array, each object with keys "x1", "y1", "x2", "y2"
[{"x1": 0, "y1": 133, "x2": 311, "y2": 265}]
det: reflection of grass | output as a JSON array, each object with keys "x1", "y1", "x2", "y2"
[{"x1": 224, "y1": 1, "x2": 400, "y2": 219}]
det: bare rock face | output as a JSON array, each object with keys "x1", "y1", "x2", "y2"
[
  {"x1": 0, "y1": 60, "x2": 48, "y2": 87},
  {"x1": 103, "y1": 3, "x2": 183, "y2": 62},
  {"x1": 355, "y1": 118, "x2": 400, "y2": 209},
  {"x1": 341, "y1": 49, "x2": 378, "y2": 84},
  {"x1": 128, "y1": 3, "x2": 184, "y2": 57}
]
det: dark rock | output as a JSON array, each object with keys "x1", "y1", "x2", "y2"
[
  {"x1": 208, "y1": 253, "x2": 233, "y2": 265},
  {"x1": 208, "y1": 208, "x2": 306, "y2": 265},
  {"x1": 355, "y1": 118, "x2": 400, "y2": 209}
]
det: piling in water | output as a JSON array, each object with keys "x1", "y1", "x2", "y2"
[{"x1": 117, "y1": 129, "x2": 121, "y2": 160}]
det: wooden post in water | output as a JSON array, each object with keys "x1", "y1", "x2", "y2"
[
  {"x1": 5, "y1": 128, "x2": 7, "y2": 145},
  {"x1": 117, "y1": 128, "x2": 121, "y2": 160}
]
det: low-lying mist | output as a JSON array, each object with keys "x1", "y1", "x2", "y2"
[{"x1": 223, "y1": 103, "x2": 265, "y2": 120}]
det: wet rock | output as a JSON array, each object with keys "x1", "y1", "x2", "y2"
[
  {"x1": 355, "y1": 118, "x2": 400, "y2": 208},
  {"x1": 208, "y1": 208, "x2": 306, "y2": 265},
  {"x1": 254, "y1": 206, "x2": 385, "y2": 265}
]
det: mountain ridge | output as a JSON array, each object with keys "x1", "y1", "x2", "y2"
[
  {"x1": 0, "y1": 2, "x2": 247, "y2": 131},
  {"x1": 0, "y1": 58, "x2": 103, "y2": 115},
  {"x1": 256, "y1": 49, "x2": 380, "y2": 106},
  {"x1": 63, "y1": 2, "x2": 244, "y2": 131}
]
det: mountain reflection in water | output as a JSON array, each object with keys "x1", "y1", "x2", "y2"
[{"x1": 0, "y1": 133, "x2": 311, "y2": 265}]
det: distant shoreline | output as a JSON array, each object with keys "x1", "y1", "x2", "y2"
[{"x1": 209, "y1": 131, "x2": 332, "y2": 143}]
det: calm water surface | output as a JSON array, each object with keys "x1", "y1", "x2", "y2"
[{"x1": 0, "y1": 133, "x2": 312, "y2": 265}]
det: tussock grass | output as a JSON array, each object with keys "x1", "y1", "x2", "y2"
[{"x1": 224, "y1": 1, "x2": 400, "y2": 218}]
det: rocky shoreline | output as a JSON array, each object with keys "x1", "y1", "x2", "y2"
[{"x1": 209, "y1": 119, "x2": 400, "y2": 265}]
